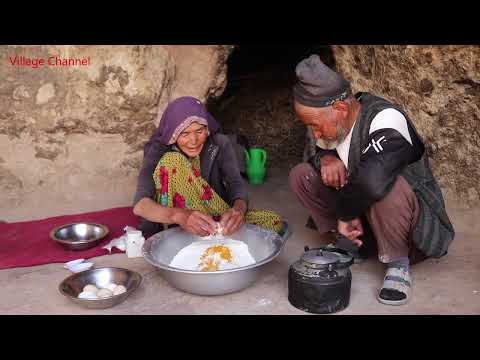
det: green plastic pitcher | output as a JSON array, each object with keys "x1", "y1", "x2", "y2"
[{"x1": 244, "y1": 147, "x2": 267, "y2": 184}]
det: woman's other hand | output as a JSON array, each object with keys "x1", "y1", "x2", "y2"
[
  {"x1": 220, "y1": 200, "x2": 247, "y2": 236},
  {"x1": 175, "y1": 209, "x2": 217, "y2": 236},
  {"x1": 133, "y1": 198, "x2": 216, "y2": 237}
]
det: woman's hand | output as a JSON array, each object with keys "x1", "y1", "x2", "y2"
[
  {"x1": 220, "y1": 200, "x2": 247, "y2": 236},
  {"x1": 337, "y1": 218, "x2": 363, "y2": 247},
  {"x1": 175, "y1": 209, "x2": 217, "y2": 236},
  {"x1": 320, "y1": 154, "x2": 347, "y2": 190}
]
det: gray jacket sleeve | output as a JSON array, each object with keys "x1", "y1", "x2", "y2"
[
  {"x1": 133, "y1": 142, "x2": 168, "y2": 206},
  {"x1": 218, "y1": 136, "x2": 249, "y2": 206}
]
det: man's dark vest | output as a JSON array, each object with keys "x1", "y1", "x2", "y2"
[{"x1": 349, "y1": 92, "x2": 455, "y2": 257}]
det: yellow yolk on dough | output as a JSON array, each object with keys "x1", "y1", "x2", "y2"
[{"x1": 198, "y1": 245, "x2": 233, "y2": 271}]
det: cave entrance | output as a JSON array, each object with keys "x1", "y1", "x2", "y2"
[{"x1": 207, "y1": 44, "x2": 335, "y2": 167}]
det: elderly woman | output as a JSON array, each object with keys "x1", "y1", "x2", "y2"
[{"x1": 133, "y1": 96, "x2": 282, "y2": 237}]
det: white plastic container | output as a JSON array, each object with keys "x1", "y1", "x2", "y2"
[{"x1": 126, "y1": 230, "x2": 145, "y2": 258}]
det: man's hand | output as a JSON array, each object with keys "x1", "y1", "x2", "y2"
[
  {"x1": 320, "y1": 154, "x2": 347, "y2": 190},
  {"x1": 337, "y1": 218, "x2": 363, "y2": 247},
  {"x1": 176, "y1": 209, "x2": 217, "y2": 237},
  {"x1": 220, "y1": 199, "x2": 247, "y2": 236}
]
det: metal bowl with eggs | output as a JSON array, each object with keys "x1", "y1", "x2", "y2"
[
  {"x1": 59, "y1": 267, "x2": 142, "y2": 309},
  {"x1": 50, "y1": 222, "x2": 109, "y2": 250}
]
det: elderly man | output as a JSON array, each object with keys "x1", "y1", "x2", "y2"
[{"x1": 289, "y1": 55, "x2": 454, "y2": 305}]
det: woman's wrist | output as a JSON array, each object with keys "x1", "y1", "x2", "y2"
[
  {"x1": 233, "y1": 199, "x2": 247, "y2": 216},
  {"x1": 170, "y1": 208, "x2": 189, "y2": 225}
]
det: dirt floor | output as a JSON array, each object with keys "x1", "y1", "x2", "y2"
[{"x1": 1, "y1": 165, "x2": 479, "y2": 315}]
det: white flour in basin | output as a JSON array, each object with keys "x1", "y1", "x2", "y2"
[{"x1": 169, "y1": 238, "x2": 255, "y2": 271}]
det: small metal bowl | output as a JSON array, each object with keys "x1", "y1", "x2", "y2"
[
  {"x1": 50, "y1": 222, "x2": 109, "y2": 250},
  {"x1": 59, "y1": 267, "x2": 142, "y2": 309}
]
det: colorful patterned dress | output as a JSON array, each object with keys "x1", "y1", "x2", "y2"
[{"x1": 153, "y1": 151, "x2": 283, "y2": 234}]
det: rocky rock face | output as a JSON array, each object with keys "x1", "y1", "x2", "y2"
[
  {"x1": 331, "y1": 45, "x2": 480, "y2": 206},
  {"x1": 0, "y1": 45, "x2": 233, "y2": 221},
  {"x1": 2, "y1": 45, "x2": 478, "y2": 221}
]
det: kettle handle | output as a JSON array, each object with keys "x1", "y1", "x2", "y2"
[
  {"x1": 260, "y1": 149, "x2": 267, "y2": 167},
  {"x1": 244, "y1": 149, "x2": 250, "y2": 165}
]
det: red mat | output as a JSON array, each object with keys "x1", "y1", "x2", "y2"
[{"x1": 0, "y1": 206, "x2": 143, "y2": 270}]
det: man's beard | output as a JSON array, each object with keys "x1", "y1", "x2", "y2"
[{"x1": 315, "y1": 125, "x2": 348, "y2": 150}]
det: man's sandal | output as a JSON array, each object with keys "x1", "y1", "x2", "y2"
[{"x1": 378, "y1": 266, "x2": 412, "y2": 306}]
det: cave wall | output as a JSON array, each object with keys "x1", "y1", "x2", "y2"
[
  {"x1": 2, "y1": 44, "x2": 478, "y2": 221},
  {"x1": 0, "y1": 45, "x2": 233, "y2": 221},
  {"x1": 332, "y1": 45, "x2": 480, "y2": 206}
]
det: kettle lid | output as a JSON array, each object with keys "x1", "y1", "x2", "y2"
[
  {"x1": 301, "y1": 249, "x2": 339, "y2": 265},
  {"x1": 302, "y1": 246, "x2": 354, "y2": 268}
]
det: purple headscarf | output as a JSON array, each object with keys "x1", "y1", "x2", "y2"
[{"x1": 144, "y1": 96, "x2": 220, "y2": 156}]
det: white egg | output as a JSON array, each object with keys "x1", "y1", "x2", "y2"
[
  {"x1": 105, "y1": 283, "x2": 118, "y2": 292},
  {"x1": 97, "y1": 288, "x2": 113, "y2": 298},
  {"x1": 113, "y1": 285, "x2": 127, "y2": 296},
  {"x1": 83, "y1": 284, "x2": 98, "y2": 293},
  {"x1": 78, "y1": 291, "x2": 98, "y2": 300}
]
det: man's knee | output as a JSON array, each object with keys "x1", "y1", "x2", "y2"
[
  {"x1": 367, "y1": 176, "x2": 420, "y2": 244},
  {"x1": 288, "y1": 163, "x2": 316, "y2": 194},
  {"x1": 369, "y1": 176, "x2": 417, "y2": 214}
]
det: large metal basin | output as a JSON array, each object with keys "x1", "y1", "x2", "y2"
[{"x1": 142, "y1": 223, "x2": 290, "y2": 296}]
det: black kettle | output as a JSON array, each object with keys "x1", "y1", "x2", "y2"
[{"x1": 288, "y1": 246, "x2": 354, "y2": 314}]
